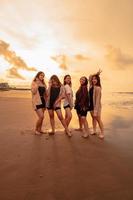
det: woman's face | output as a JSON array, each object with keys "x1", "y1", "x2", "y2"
[
  {"x1": 80, "y1": 77, "x2": 86, "y2": 85},
  {"x1": 65, "y1": 76, "x2": 71, "y2": 84},
  {"x1": 92, "y1": 76, "x2": 97, "y2": 85},
  {"x1": 38, "y1": 73, "x2": 45, "y2": 81},
  {"x1": 51, "y1": 79, "x2": 58, "y2": 86}
]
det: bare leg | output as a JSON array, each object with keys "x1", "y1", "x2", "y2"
[
  {"x1": 75, "y1": 114, "x2": 83, "y2": 131},
  {"x1": 95, "y1": 116, "x2": 104, "y2": 139},
  {"x1": 48, "y1": 109, "x2": 55, "y2": 133},
  {"x1": 90, "y1": 111, "x2": 97, "y2": 134},
  {"x1": 35, "y1": 109, "x2": 44, "y2": 134},
  {"x1": 38, "y1": 108, "x2": 45, "y2": 132},
  {"x1": 65, "y1": 107, "x2": 72, "y2": 127},
  {"x1": 56, "y1": 109, "x2": 72, "y2": 137}
]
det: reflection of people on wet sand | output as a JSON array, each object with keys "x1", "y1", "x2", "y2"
[
  {"x1": 88, "y1": 69, "x2": 104, "y2": 139},
  {"x1": 31, "y1": 71, "x2": 47, "y2": 135},
  {"x1": 47, "y1": 75, "x2": 72, "y2": 137}
]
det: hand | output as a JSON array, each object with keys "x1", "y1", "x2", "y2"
[
  {"x1": 97, "y1": 69, "x2": 102, "y2": 75},
  {"x1": 93, "y1": 110, "x2": 98, "y2": 117},
  {"x1": 48, "y1": 80, "x2": 52, "y2": 87},
  {"x1": 70, "y1": 105, "x2": 73, "y2": 110},
  {"x1": 53, "y1": 102, "x2": 58, "y2": 109}
]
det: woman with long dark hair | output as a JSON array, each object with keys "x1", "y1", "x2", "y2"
[
  {"x1": 47, "y1": 75, "x2": 72, "y2": 137},
  {"x1": 88, "y1": 70, "x2": 104, "y2": 139},
  {"x1": 31, "y1": 71, "x2": 47, "y2": 135},
  {"x1": 75, "y1": 76, "x2": 90, "y2": 138},
  {"x1": 63, "y1": 75, "x2": 73, "y2": 129}
]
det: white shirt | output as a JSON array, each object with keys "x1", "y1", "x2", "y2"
[{"x1": 64, "y1": 84, "x2": 73, "y2": 108}]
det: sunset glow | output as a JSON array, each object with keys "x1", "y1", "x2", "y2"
[{"x1": 0, "y1": 0, "x2": 133, "y2": 91}]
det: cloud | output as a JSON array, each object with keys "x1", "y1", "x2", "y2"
[
  {"x1": 74, "y1": 54, "x2": 89, "y2": 61},
  {"x1": 7, "y1": 68, "x2": 25, "y2": 80},
  {"x1": 105, "y1": 45, "x2": 133, "y2": 69},
  {"x1": 51, "y1": 53, "x2": 90, "y2": 70},
  {"x1": 0, "y1": 40, "x2": 37, "y2": 79},
  {"x1": 51, "y1": 55, "x2": 68, "y2": 70}
]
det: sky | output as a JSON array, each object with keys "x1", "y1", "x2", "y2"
[{"x1": 0, "y1": 0, "x2": 133, "y2": 91}]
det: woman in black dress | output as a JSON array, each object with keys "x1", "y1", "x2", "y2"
[{"x1": 47, "y1": 75, "x2": 72, "y2": 137}]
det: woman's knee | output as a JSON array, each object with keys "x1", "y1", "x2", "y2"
[
  {"x1": 94, "y1": 116, "x2": 100, "y2": 121},
  {"x1": 67, "y1": 113, "x2": 72, "y2": 120},
  {"x1": 50, "y1": 115, "x2": 54, "y2": 120},
  {"x1": 58, "y1": 115, "x2": 64, "y2": 121},
  {"x1": 81, "y1": 116, "x2": 86, "y2": 122},
  {"x1": 39, "y1": 115, "x2": 44, "y2": 120},
  {"x1": 49, "y1": 112, "x2": 54, "y2": 119}
]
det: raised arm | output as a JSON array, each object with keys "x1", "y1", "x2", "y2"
[{"x1": 89, "y1": 68, "x2": 102, "y2": 86}]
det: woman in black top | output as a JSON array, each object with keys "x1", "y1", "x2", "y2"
[
  {"x1": 75, "y1": 76, "x2": 90, "y2": 138},
  {"x1": 36, "y1": 86, "x2": 46, "y2": 109},
  {"x1": 48, "y1": 86, "x2": 60, "y2": 110},
  {"x1": 88, "y1": 86, "x2": 94, "y2": 111},
  {"x1": 31, "y1": 71, "x2": 47, "y2": 135},
  {"x1": 88, "y1": 69, "x2": 104, "y2": 139}
]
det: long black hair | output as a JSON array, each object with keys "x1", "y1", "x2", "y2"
[
  {"x1": 50, "y1": 75, "x2": 62, "y2": 87},
  {"x1": 80, "y1": 76, "x2": 88, "y2": 86}
]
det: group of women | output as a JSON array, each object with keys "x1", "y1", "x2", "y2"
[{"x1": 31, "y1": 70, "x2": 104, "y2": 139}]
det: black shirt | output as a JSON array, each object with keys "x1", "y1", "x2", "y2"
[
  {"x1": 88, "y1": 87, "x2": 94, "y2": 111},
  {"x1": 38, "y1": 86, "x2": 46, "y2": 97},
  {"x1": 49, "y1": 87, "x2": 60, "y2": 108}
]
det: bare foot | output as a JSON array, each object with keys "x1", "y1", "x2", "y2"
[
  {"x1": 35, "y1": 130, "x2": 41, "y2": 135},
  {"x1": 64, "y1": 129, "x2": 72, "y2": 134},
  {"x1": 65, "y1": 130, "x2": 72, "y2": 137},
  {"x1": 98, "y1": 134, "x2": 104, "y2": 139},
  {"x1": 90, "y1": 132, "x2": 97, "y2": 135},
  {"x1": 82, "y1": 133, "x2": 89, "y2": 138},
  {"x1": 40, "y1": 130, "x2": 47, "y2": 134}
]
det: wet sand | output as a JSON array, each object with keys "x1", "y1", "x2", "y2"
[{"x1": 0, "y1": 96, "x2": 133, "y2": 200}]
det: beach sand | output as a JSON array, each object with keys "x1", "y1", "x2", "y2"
[{"x1": 0, "y1": 94, "x2": 133, "y2": 200}]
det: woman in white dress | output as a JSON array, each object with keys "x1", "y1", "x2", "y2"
[{"x1": 63, "y1": 75, "x2": 73, "y2": 130}]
